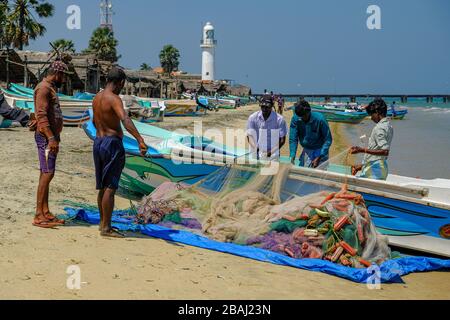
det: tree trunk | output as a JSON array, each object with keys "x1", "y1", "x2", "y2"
[{"x1": 18, "y1": 2, "x2": 25, "y2": 50}]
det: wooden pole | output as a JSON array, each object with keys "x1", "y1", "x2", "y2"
[
  {"x1": 24, "y1": 55, "x2": 28, "y2": 87},
  {"x1": 139, "y1": 78, "x2": 142, "y2": 97},
  {"x1": 84, "y1": 59, "x2": 88, "y2": 93},
  {"x1": 6, "y1": 49, "x2": 10, "y2": 86},
  {"x1": 96, "y1": 64, "x2": 100, "y2": 93}
]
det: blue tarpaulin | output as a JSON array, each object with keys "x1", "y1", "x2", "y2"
[{"x1": 64, "y1": 208, "x2": 450, "y2": 284}]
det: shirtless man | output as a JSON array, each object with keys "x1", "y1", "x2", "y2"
[{"x1": 92, "y1": 67, "x2": 147, "y2": 238}]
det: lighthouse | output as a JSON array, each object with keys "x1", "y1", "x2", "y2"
[{"x1": 201, "y1": 22, "x2": 217, "y2": 81}]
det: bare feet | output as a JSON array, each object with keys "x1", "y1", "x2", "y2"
[{"x1": 100, "y1": 228, "x2": 125, "y2": 238}]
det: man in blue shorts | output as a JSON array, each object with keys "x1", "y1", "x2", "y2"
[{"x1": 92, "y1": 68, "x2": 148, "y2": 238}]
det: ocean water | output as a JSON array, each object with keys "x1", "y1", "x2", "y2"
[{"x1": 340, "y1": 101, "x2": 450, "y2": 180}]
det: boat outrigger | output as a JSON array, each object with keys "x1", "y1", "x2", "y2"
[{"x1": 82, "y1": 112, "x2": 450, "y2": 257}]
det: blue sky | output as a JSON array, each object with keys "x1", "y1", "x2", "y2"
[{"x1": 26, "y1": 0, "x2": 450, "y2": 94}]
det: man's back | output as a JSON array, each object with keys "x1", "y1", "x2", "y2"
[{"x1": 93, "y1": 90, "x2": 123, "y2": 138}]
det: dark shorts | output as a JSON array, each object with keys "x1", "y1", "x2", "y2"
[
  {"x1": 35, "y1": 133, "x2": 57, "y2": 173},
  {"x1": 93, "y1": 136, "x2": 126, "y2": 190}
]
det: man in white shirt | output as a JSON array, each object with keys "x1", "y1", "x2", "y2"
[{"x1": 247, "y1": 95, "x2": 287, "y2": 161}]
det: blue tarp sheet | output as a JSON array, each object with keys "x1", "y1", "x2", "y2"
[{"x1": 64, "y1": 208, "x2": 450, "y2": 284}]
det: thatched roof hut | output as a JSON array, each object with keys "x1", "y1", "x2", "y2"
[{"x1": 0, "y1": 49, "x2": 38, "y2": 86}]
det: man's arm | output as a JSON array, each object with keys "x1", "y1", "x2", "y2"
[
  {"x1": 35, "y1": 87, "x2": 53, "y2": 138},
  {"x1": 246, "y1": 118, "x2": 258, "y2": 153},
  {"x1": 35, "y1": 87, "x2": 59, "y2": 154},
  {"x1": 111, "y1": 96, "x2": 148, "y2": 156},
  {"x1": 351, "y1": 129, "x2": 390, "y2": 156},
  {"x1": 350, "y1": 147, "x2": 389, "y2": 157},
  {"x1": 269, "y1": 119, "x2": 288, "y2": 156},
  {"x1": 319, "y1": 118, "x2": 333, "y2": 159},
  {"x1": 289, "y1": 116, "x2": 299, "y2": 161}
]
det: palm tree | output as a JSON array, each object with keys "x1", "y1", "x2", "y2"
[
  {"x1": 0, "y1": 1, "x2": 8, "y2": 47},
  {"x1": 51, "y1": 38, "x2": 75, "y2": 53},
  {"x1": 83, "y1": 27, "x2": 120, "y2": 62},
  {"x1": 159, "y1": 45, "x2": 180, "y2": 76},
  {"x1": 140, "y1": 63, "x2": 151, "y2": 71},
  {"x1": 5, "y1": 0, "x2": 54, "y2": 50}
]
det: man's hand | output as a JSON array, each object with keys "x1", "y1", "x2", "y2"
[
  {"x1": 48, "y1": 138, "x2": 59, "y2": 155},
  {"x1": 138, "y1": 139, "x2": 148, "y2": 157},
  {"x1": 27, "y1": 113, "x2": 37, "y2": 131},
  {"x1": 311, "y1": 156, "x2": 322, "y2": 168},
  {"x1": 27, "y1": 119, "x2": 37, "y2": 131},
  {"x1": 350, "y1": 146, "x2": 365, "y2": 155},
  {"x1": 352, "y1": 164, "x2": 363, "y2": 176}
]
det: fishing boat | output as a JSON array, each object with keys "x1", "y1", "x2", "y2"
[
  {"x1": 82, "y1": 112, "x2": 450, "y2": 257},
  {"x1": 163, "y1": 99, "x2": 202, "y2": 116},
  {"x1": 138, "y1": 96, "x2": 202, "y2": 117},
  {"x1": 1, "y1": 89, "x2": 92, "y2": 126},
  {"x1": 311, "y1": 106, "x2": 367, "y2": 124},
  {"x1": 200, "y1": 96, "x2": 236, "y2": 109},
  {"x1": 1, "y1": 86, "x2": 163, "y2": 126},
  {"x1": 182, "y1": 93, "x2": 236, "y2": 110},
  {"x1": 388, "y1": 109, "x2": 408, "y2": 120},
  {"x1": 317, "y1": 102, "x2": 409, "y2": 120}
]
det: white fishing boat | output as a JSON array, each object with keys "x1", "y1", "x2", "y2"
[{"x1": 82, "y1": 113, "x2": 450, "y2": 257}]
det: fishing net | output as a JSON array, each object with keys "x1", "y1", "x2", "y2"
[{"x1": 136, "y1": 154, "x2": 391, "y2": 268}]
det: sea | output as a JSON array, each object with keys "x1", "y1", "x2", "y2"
[{"x1": 290, "y1": 97, "x2": 450, "y2": 180}]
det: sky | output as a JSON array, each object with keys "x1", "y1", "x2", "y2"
[{"x1": 23, "y1": 0, "x2": 450, "y2": 94}]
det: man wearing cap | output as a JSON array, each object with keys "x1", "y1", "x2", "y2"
[
  {"x1": 289, "y1": 100, "x2": 333, "y2": 168},
  {"x1": 32, "y1": 60, "x2": 69, "y2": 228},
  {"x1": 247, "y1": 95, "x2": 287, "y2": 161}
]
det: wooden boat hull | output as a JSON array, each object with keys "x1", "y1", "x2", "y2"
[{"x1": 164, "y1": 100, "x2": 199, "y2": 116}]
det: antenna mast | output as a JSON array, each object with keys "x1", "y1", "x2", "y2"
[{"x1": 100, "y1": 0, "x2": 114, "y2": 31}]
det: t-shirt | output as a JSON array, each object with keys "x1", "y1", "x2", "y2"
[
  {"x1": 363, "y1": 117, "x2": 394, "y2": 164},
  {"x1": 289, "y1": 112, "x2": 333, "y2": 158},
  {"x1": 34, "y1": 80, "x2": 63, "y2": 139},
  {"x1": 247, "y1": 111, "x2": 288, "y2": 158}
]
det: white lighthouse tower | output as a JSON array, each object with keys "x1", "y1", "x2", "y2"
[{"x1": 201, "y1": 22, "x2": 217, "y2": 81}]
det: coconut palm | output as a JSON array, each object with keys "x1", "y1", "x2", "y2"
[
  {"x1": 0, "y1": 1, "x2": 8, "y2": 47},
  {"x1": 4, "y1": 0, "x2": 54, "y2": 50},
  {"x1": 140, "y1": 63, "x2": 151, "y2": 71},
  {"x1": 51, "y1": 38, "x2": 75, "y2": 53},
  {"x1": 83, "y1": 27, "x2": 120, "y2": 62},
  {"x1": 159, "y1": 45, "x2": 180, "y2": 76}
]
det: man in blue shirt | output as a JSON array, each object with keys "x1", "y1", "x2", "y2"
[{"x1": 289, "y1": 100, "x2": 333, "y2": 168}]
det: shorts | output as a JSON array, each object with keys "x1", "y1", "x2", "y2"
[
  {"x1": 35, "y1": 133, "x2": 57, "y2": 173},
  {"x1": 93, "y1": 136, "x2": 126, "y2": 190}
]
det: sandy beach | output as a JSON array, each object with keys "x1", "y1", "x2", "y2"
[{"x1": 0, "y1": 104, "x2": 449, "y2": 300}]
